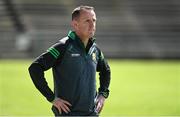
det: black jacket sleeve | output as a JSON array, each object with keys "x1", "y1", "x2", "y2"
[
  {"x1": 97, "y1": 50, "x2": 111, "y2": 98},
  {"x1": 28, "y1": 39, "x2": 68, "y2": 102}
]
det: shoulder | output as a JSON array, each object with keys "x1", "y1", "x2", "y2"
[
  {"x1": 47, "y1": 36, "x2": 71, "y2": 59},
  {"x1": 93, "y1": 43, "x2": 105, "y2": 61},
  {"x1": 93, "y1": 43, "x2": 102, "y2": 55},
  {"x1": 50, "y1": 36, "x2": 73, "y2": 50},
  {"x1": 53, "y1": 36, "x2": 71, "y2": 48},
  {"x1": 59, "y1": 36, "x2": 70, "y2": 44}
]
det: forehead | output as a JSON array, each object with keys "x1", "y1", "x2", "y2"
[{"x1": 79, "y1": 9, "x2": 96, "y2": 19}]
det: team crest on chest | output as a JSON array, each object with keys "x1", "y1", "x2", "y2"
[{"x1": 92, "y1": 52, "x2": 97, "y2": 62}]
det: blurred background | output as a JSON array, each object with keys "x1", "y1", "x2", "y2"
[
  {"x1": 0, "y1": 0, "x2": 180, "y2": 116},
  {"x1": 0, "y1": 0, "x2": 180, "y2": 59}
]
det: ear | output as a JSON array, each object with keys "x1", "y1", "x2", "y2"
[{"x1": 71, "y1": 20, "x2": 78, "y2": 30}]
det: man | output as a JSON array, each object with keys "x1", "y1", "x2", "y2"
[{"x1": 28, "y1": 5, "x2": 111, "y2": 116}]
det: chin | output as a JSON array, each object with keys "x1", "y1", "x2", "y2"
[
  {"x1": 89, "y1": 32, "x2": 95, "y2": 37},
  {"x1": 89, "y1": 34, "x2": 94, "y2": 38}
]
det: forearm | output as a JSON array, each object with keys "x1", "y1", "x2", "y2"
[
  {"x1": 98, "y1": 71, "x2": 110, "y2": 98},
  {"x1": 28, "y1": 63, "x2": 54, "y2": 102},
  {"x1": 98, "y1": 60, "x2": 111, "y2": 98}
]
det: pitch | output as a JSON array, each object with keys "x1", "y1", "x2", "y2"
[{"x1": 0, "y1": 59, "x2": 179, "y2": 116}]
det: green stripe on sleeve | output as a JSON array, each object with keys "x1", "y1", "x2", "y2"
[
  {"x1": 52, "y1": 48, "x2": 60, "y2": 55},
  {"x1": 47, "y1": 47, "x2": 60, "y2": 59},
  {"x1": 49, "y1": 48, "x2": 58, "y2": 57},
  {"x1": 48, "y1": 50, "x2": 57, "y2": 59}
]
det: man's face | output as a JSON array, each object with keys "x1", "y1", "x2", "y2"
[{"x1": 73, "y1": 9, "x2": 96, "y2": 39}]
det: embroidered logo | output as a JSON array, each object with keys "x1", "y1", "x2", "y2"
[
  {"x1": 92, "y1": 52, "x2": 96, "y2": 62},
  {"x1": 71, "y1": 53, "x2": 80, "y2": 57}
]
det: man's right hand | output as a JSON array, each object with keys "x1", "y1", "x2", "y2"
[{"x1": 52, "y1": 98, "x2": 72, "y2": 114}]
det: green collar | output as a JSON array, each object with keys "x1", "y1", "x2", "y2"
[
  {"x1": 68, "y1": 30, "x2": 76, "y2": 40},
  {"x1": 68, "y1": 30, "x2": 96, "y2": 53},
  {"x1": 68, "y1": 30, "x2": 84, "y2": 50}
]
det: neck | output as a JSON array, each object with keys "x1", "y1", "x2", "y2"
[
  {"x1": 76, "y1": 32, "x2": 89, "y2": 47},
  {"x1": 81, "y1": 39, "x2": 89, "y2": 47}
]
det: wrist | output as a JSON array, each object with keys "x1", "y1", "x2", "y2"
[
  {"x1": 98, "y1": 91, "x2": 109, "y2": 98},
  {"x1": 51, "y1": 97, "x2": 59, "y2": 104},
  {"x1": 98, "y1": 88, "x2": 109, "y2": 98}
]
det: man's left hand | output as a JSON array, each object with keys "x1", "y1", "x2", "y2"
[{"x1": 95, "y1": 94, "x2": 105, "y2": 113}]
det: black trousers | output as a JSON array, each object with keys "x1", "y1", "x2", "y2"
[{"x1": 51, "y1": 106, "x2": 99, "y2": 116}]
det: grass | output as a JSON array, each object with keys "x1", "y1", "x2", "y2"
[{"x1": 0, "y1": 59, "x2": 179, "y2": 116}]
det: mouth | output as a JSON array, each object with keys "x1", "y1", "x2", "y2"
[
  {"x1": 89, "y1": 29, "x2": 95, "y2": 32},
  {"x1": 89, "y1": 30, "x2": 95, "y2": 34}
]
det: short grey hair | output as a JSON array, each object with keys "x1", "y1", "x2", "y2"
[{"x1": 72, "y1": 5, "x2": 94, "y2": 20}]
